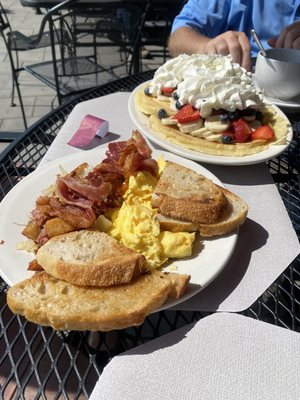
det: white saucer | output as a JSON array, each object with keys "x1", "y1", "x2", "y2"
[
  {"x1": 264, "y1": 95, "x2": 300, "y2": 112},
  {"x1": 252, "y1": 74, "x2": 300, "y2": 111}
]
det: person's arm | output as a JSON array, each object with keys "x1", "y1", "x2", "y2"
[
  {"x1": 168, "y1": 27, "x2": 210, "y2": 56},
  {"x1": 168, "y1": 27, "x2": 252, "y2": 71}
]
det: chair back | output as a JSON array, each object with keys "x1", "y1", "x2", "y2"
[{"x1": 0, "y1": 3, "x2": 12, "y2": 37}]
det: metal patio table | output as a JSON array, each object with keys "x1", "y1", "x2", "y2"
[{"x1": 1, "y1": 70, "x2": 300, "y2": 399}]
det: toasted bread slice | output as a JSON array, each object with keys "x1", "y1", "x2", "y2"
[
  {"x1": 197, "y1": 186, "x2": 248, "y2": 237},
  {"x1": 157, "y1": 186, "x2": 248, "y2": 237},
  {"x1": 157, "y1": 213, "x2": 199, "y2": 232},
  {"x1": 36, "y1": 230, "x2": 149, "y2": 287},
  {"x1": 151, "y1": 161, "x2": 229, "y2": 224},
  {"x1": 6, "y1": 271, "x2": 190, "y2": 331}
]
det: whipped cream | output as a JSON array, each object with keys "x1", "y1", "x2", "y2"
[{"x1": 149, "y1": 54, "x2": 263, "y2": 118}]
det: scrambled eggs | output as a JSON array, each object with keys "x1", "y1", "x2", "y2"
[{"x1": 107, "y1": 158, "x2": 195, "y2": 269}]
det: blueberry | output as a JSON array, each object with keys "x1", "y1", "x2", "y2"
[
  {"x1": 172, "y1": 91, "x2": 179, "y2": 100},
  {"x1": 222, "y1": 135, "x2": 234, "y2": 144},
  {"x1": 242, "y1": 108, "x2": 256, "y2": 117},
  {"x1": 157, "y1": 108, "x2": 168, "y2": 119},
  {"x1": 228, "y1": 110, "x2": 241, "y2": 121},
  {"x1": 144, "y1": 87, "x2": 151, "y2": 96},
  {"x1": 175, "y1": 100, "x2": 183, "y2": 109},
  {"x1": 255, "y1": 110, "x2": 263, "y2": 121},
  {"x1": 219, "y1": 113, "x2": 229, "y2": 122}
]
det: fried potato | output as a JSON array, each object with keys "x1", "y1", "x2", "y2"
[
  {"x1": 44, "y1": 218, "x2": 75, "y2": 238},
  {"x1": 22, "y1": 220, "x2": 41, "y2": 241}
]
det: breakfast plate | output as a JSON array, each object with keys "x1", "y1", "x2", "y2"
[
  {"x1": 128, "y1": 82, "x2": 293, "y2": 166},
  {"x1": 0, "y1": 148, "x2": 237, "y2": 311}
]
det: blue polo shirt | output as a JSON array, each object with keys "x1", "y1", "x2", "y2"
[{"x1": 171, "y1": 0, "x2": 300, "y2": 57}]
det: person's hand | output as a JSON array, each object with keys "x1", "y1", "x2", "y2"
[
  {"x1": 203, "y1": 31, "x2": 251, "y2": 71},
  {"x1": 268, "y1": 21, "x2": 300, "y2": 49}
]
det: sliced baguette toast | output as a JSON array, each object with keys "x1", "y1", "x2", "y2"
[
  {"x1": 157, "y1": 186, "x2": 248, "y2": 237},
  {"x1": 36, "y1": 230, "x2": 149, "y2": 287},
  {"x1": 151, "y1": 161, "x2": 229, "y2": 224},
  {"x1": 6, "y1": 271, "x2": 190, "y2": 331},
  {"x1": 197, "y1": 186, "x2": 248, "y2": 237}
]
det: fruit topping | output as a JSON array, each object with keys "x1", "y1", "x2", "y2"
[
  {"x1": 161, "y1": 86, "x2": 175, "y2": 96},
  {"x1": 144, "y1": 87, "x2": 151, "y2": 96},
  {"x1": 219, "y1": 113, "x2": 229, "y2": 123},
  {"x1": 251, "y1": 125, "x2": 275, "y2": 140},
  {"x1": 255, "y1": 110, "x2": 263, "y2": 121},
  {"x1": 175, "y1": 100, "x2": 183, "y2": 110},
  {"x1": 222, "y1": 135, "x2": 234, "y2": 144},
  {"x1": 173, "y1": 104, "x2": 201, "y2": 124},
  {"x1": 232, "y1": 118, "x2": 252, "y2": 143},
  {"x1": 228, "y1": 110, "x2": 241, "y2": 121},
  {"x1": 205, "y1": 115, "x2": 230, "y2": 132},
  {"x1": 157, "y1": 109, "x2": 168, "y2": 119}
]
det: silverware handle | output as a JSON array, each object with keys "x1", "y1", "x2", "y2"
[{"x1": 250, "y1": 29, "x2": 267, "y2": 57}]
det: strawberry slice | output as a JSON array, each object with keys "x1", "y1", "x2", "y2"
[
  {"x1": 232, "y1": 118, "x2": 252, "y2": 143},
  {"x1": 173, "y1": 104, "x2": 201, "y2": 124},
  {"x1": 160, "y1": 86, "x2": 175, "y2": 96},
  {"x1": 251, "y1": 125, "x2": 275, "y2": 140}
]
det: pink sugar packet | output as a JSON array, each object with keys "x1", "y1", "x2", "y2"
[{"x1": 67, "y1": 114, "x2": 109, "y2": 147}]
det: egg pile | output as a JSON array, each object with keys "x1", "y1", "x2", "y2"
[{"x1": 107, "y1": 158, "x2": 196, "y2": 269}]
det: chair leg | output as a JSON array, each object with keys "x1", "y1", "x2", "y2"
[
  {"x1": 11, "y1": 70, "x2": 27, "y2": 129},
  {"x1": 10, "y1": 69, "x2": 16, "y2": 107},
  {"x1": 15, "y1": 80, "x2": 28, "y2": 129},
  {"x1": 6, "y1": 45, "x2": 27, "y2": 129}
]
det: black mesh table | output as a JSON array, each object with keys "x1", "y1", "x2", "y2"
[{"x1": 1, "y1": 70, "x2": 300, "y2": 399}]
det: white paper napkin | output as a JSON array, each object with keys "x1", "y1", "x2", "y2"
[
  {"x1": 38, "y1": 92, "x2": 300, "y2": 312},
  {"x1": 173, "y1": 163, "x2": 300, "y2": 311},
  {"x1": 89, "y1": 313, "x2": 300, "y2": 400}
]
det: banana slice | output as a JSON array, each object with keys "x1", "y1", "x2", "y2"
[
  {"x1": 178, "y1": 120, "x2": 204, "y2": 133},
  {"x1": 190, "y1": 127, "x2": 208, "y2": 138},
  {"x1": 161, "y1": 117, "x2": 178, "y2": 125},
  {"x1": 204, "y1": 115, "x2": 230, "y2": 132},
  {"x1": 157, "y1": 95, "x2": 172, "y2": 102},
  {"x1": 204, "y1": 133, "x2": 223, "y2": 142}
]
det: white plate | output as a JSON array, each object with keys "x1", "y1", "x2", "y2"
[
  {"x1": 128, "y1": 82, "x2": 293, "y2": 166},
  {"x1": 0, "y1": 148, "x2": 237, "y2": 311}
]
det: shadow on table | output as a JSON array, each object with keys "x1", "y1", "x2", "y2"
[
  {"x1": 208, "y1": 163, "x2": 275, "y2": 187},
  {"x1": 189, "y1": 217, "x2": 269, "y2": 310},
  {"x1": 120, "y1": 319, "x2": 198, "y2": 357}
]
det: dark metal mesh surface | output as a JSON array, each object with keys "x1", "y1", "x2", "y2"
[{"x1": 1, "y1": 71, "x2": 300, "y2": 398}]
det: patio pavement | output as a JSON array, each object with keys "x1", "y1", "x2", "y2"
[{"x1": 0, "y1": 0, "x2": 166, "y2": 152}]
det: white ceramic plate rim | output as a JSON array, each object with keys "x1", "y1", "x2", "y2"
[
  {"x1": 0, "y1": 148, "x2": 237, "y2": 311},
  {"x1": 128, "y1": 81, "x2": 293, "y2": 166}
]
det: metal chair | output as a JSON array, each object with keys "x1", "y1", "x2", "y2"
[
  {"x1": 24, "y1": 2, "x2": 147, "y2": 106},
  {"x1": 133, "y1": 0, "x2": 186, "y2": 69},
  {"x1": 0, "y1": 0, "x2": 72, "y2": 128}
]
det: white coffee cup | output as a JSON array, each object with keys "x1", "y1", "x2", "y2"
[{"x1": 254, "y1": 48, "x2": 300, "y2": 100}]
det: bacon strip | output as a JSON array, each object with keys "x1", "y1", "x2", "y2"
[
  {"x1": 24, "y1": 131, "x2": 158, "y2": 246},
  {"x1": 56, "y1": 175, "x2": 111, "y2": 209}
]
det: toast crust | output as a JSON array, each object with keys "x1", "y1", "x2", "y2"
[
  {"x1": 36, "y1": 230, "x2": 150, "y2": 287},
  {"x1": 156, "y1": 185, "x2": 248, "y2": 237},
  {"x1": 152, "y1": 161, "x2": 229, "y2": 224},
  {"x1": 7, "y1": 271, "x2": 190, "y2": 331},
  {"x1": 198, "y1": 186, "x2": 248, "y2": 237}
]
